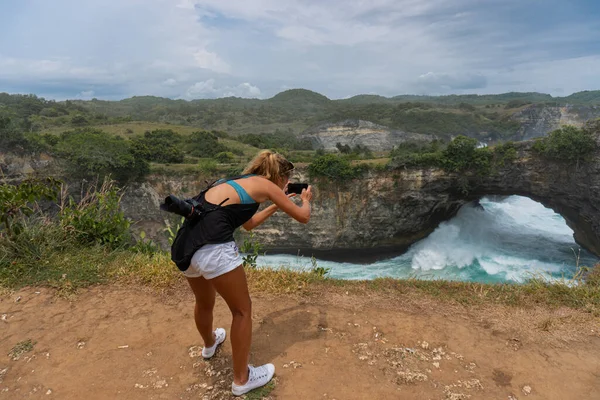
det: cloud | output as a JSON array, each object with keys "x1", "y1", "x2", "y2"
[
  {"x1": 76, "y1": 90, "x2": 96, "y2": 99},
  {"x1": 0, "y1": 0, "x2": 599, "y2": 100},
  {"x1": 193, "y1": 49, "x2": 231, "y2": 73},
  {"x1": 185, "y1": 79, "x2": 261, "y2": 98}
]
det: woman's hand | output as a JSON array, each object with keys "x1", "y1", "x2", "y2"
[
  {"x1": 300, "y1": 186, "x2": 313, "y2": 203},
  {"x1": 263, "y1": 180, "x2": 312, "y2": 224}
]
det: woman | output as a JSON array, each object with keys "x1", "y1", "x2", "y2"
[{"x1": 182, "y1": 150, "x2": 312, "y2": 396}]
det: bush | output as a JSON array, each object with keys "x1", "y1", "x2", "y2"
[
  {"x1": 188, "y1": 131, "x2": 227, "y2": 157},
  {"x1": 215, "y1": 151, "x2": 236, "y2": 163},
  {"x1": 532, "y1": 125, "x2": 597, "y2": 166},
  {"x1": 0, "y1": 178, "x2": 60, "y2": 237},
  {"x1": 198, "y1": 159, "x2": 218, "y2": 173},
  {"x1": 442, "y1": 135, "x2": 491, "y2": 173},
  {"x1": 493, "y1": 141, "x2": 517, "y2": 166},
  {"x1": 390, "y1": 140, "x2": 444, "y2": 168},
  {"x1": 308, "y1": 154, "x2": 362, "y2": 181},
  {"x1": 59, "y1": 179, "x2": 131, "y2": 248},
  {"x1": 131, "y1": 129, "x2": 185, "y2": 163},
  {"x1": 0, "y1": 116, "x2": 29, "y2": 153},
  {"x1": 56, "y1": 128, "x2": 149, "y2": 183},
  {"x1": 71, "y1": 115, "x2": 89, "y2": 126}
]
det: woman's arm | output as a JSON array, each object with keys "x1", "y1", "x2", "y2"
[
  {"x1": 242, "y1": 193, "x2": 299, "y2": 231},
  {"x1": 242, "y1": 204, "x2": 278, "y2": 231},
  {"x1": 265, "y1": 181, "x2": 312, "y2": 224}
]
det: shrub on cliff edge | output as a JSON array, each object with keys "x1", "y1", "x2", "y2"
[{"x1": 532, "y1": 125, "x2": 597, "y2": 167}]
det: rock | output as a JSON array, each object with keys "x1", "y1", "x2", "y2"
[
  {"x1": 188, "y1": 346, "x2": 202, "y2": 358},
  {"x1": 300, "y1": 119, "x2": 434, "y2": 152},
  {"x1": 522, "y1": 385, "x2": 532, "y2": 395},
  {"x1": 511, "y1": 104, "x2": 600, "y2": 140},
  {"x1": 421, "y1": 342, "x2": 430, "y2": 350}
]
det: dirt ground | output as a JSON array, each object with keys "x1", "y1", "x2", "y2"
[{"x1": 1, "y1": 284, "x2": 599, "y2": 400}]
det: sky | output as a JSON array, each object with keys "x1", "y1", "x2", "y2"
[{"x1": 1, "y1": 0, "x2": 599, "y2": 100}]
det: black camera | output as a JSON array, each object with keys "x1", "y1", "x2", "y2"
[{"x1": 160, "y1": 195, "x2": 204, "y2": 219}]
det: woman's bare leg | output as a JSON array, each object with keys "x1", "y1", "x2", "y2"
[
  {"x1": 209, "y1": 265, "x2": 252, "y2": 385},
  {"x1": 186, "y1": 276, "x2": 217, "y2": 347}
]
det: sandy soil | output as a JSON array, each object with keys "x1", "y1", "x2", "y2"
[{"x1": 1, "y1": 284, "x2": 599, "y2": 399}]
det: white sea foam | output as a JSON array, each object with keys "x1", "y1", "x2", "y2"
[{"x1": 256, "y1": 196, "x2": 597, "y2": 283}]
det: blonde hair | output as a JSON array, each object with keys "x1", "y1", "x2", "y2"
[{"x1": 243, "y1": 150, "x2": 294, "y2": 184}]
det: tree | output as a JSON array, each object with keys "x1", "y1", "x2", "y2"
[
  {"x1": 0, "y1": 117, "x2": 29, "y2": 153},
  {"x1": 71, "y1": 115, "x2": 89, "y2": 126},
  {"x1": 533, "y1": 125, "x2": 597, "y2": 167},
  {"x1": 336, "y1": 142, "x2": 352, "y2": 154},
  {"x1": 56, "y1": 128, "x2": 149, "y2": 183},
  {"x1": 130, "y1": 129, "x2": 184, "y2": 163},
  {"x1": 187, "y1": 131, "x2": 227, "y2": 157},
  {"x1": 442, "y1": 135, "x2": 491, "y2": 173}
]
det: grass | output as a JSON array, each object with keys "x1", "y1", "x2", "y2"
[
  {"x1": 245, "y1": 380, "x2": 276, "y2": 399},
  {"x1": 8, "y1": 339, "x2": 36, "y2": 360},
  {"x1": 2, "y1": 239, "x2": 600, "y2": 315},
  {"x1": 40, "y1": 122, "x2": 203, "y2": 138}
]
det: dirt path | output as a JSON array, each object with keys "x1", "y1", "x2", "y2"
[{"x1": 1, "y1": 285, "x2": 599, "y2": 399}]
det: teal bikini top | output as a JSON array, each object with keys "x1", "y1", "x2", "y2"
[{"x1": 215, "y1": 174, "x2": 257, "y2": 204}]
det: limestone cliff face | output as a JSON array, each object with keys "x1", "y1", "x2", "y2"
[
  {"x1": 511, "y1": 105, "x2": 600, "y2": 140},
  {"x1": 300, "y1": 120, "x2": 433, "y2": 152}
]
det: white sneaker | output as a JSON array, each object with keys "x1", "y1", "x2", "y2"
[
  {"x1": 231, "y1": 364, "x2": 275, "y2": 396},
  {"x1": 202, "y1": 328, "x2": 226, "y2": 359}
]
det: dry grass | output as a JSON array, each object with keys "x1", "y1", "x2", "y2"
[{"x1": 3, "y1": 243, "x2": 600, "y2": 318}]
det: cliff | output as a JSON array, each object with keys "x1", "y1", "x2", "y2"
[
  {"x1": 511, "y1": 104, "x2": 600, "y2": 140},
  {"x1": 115, "y1": 130, "x2": 600, "y2": 260},
  {"x1": 3, "y1": 124, "x2": 600, "y2": 261},
  {"x1": 300, "y1": 120, "x2": 434, "y2": 152}
]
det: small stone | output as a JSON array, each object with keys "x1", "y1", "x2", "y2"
[
  {"x1": 433, "y1": 362, "x2": 440, "y2": 369},
  {"x1": 1, "y1": 314, "x2": 7, "y2": 321},
  {"x1": 15, "y1": 296, "x2": 21, "y2": 303},
  {"x1": 522, "y1": 385, "x2": 532, "y2": 395},
  {"x1": 189, "y1": 346, "x2": 202, "y2": 358},
  {"x1": 46, "y1": 389, "x2": 52, "y2": 395},
  {"x1": 421, "y1": 341, "x2": 429, "y2": 350},
  {"x1": 77, "y1": 342, "x2": 85, "y2": 349},
  {"x1": 508, "y1": 395, "x2": 518, "y2": 400}
]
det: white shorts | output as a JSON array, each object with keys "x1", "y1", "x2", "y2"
[{"x1": 183, "y1": 241, "x2": 243, "y2": 279}]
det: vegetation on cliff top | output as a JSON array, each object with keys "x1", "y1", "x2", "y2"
[{"x1": 532, "y1": 125, "x2": 598, "y2": 165}]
